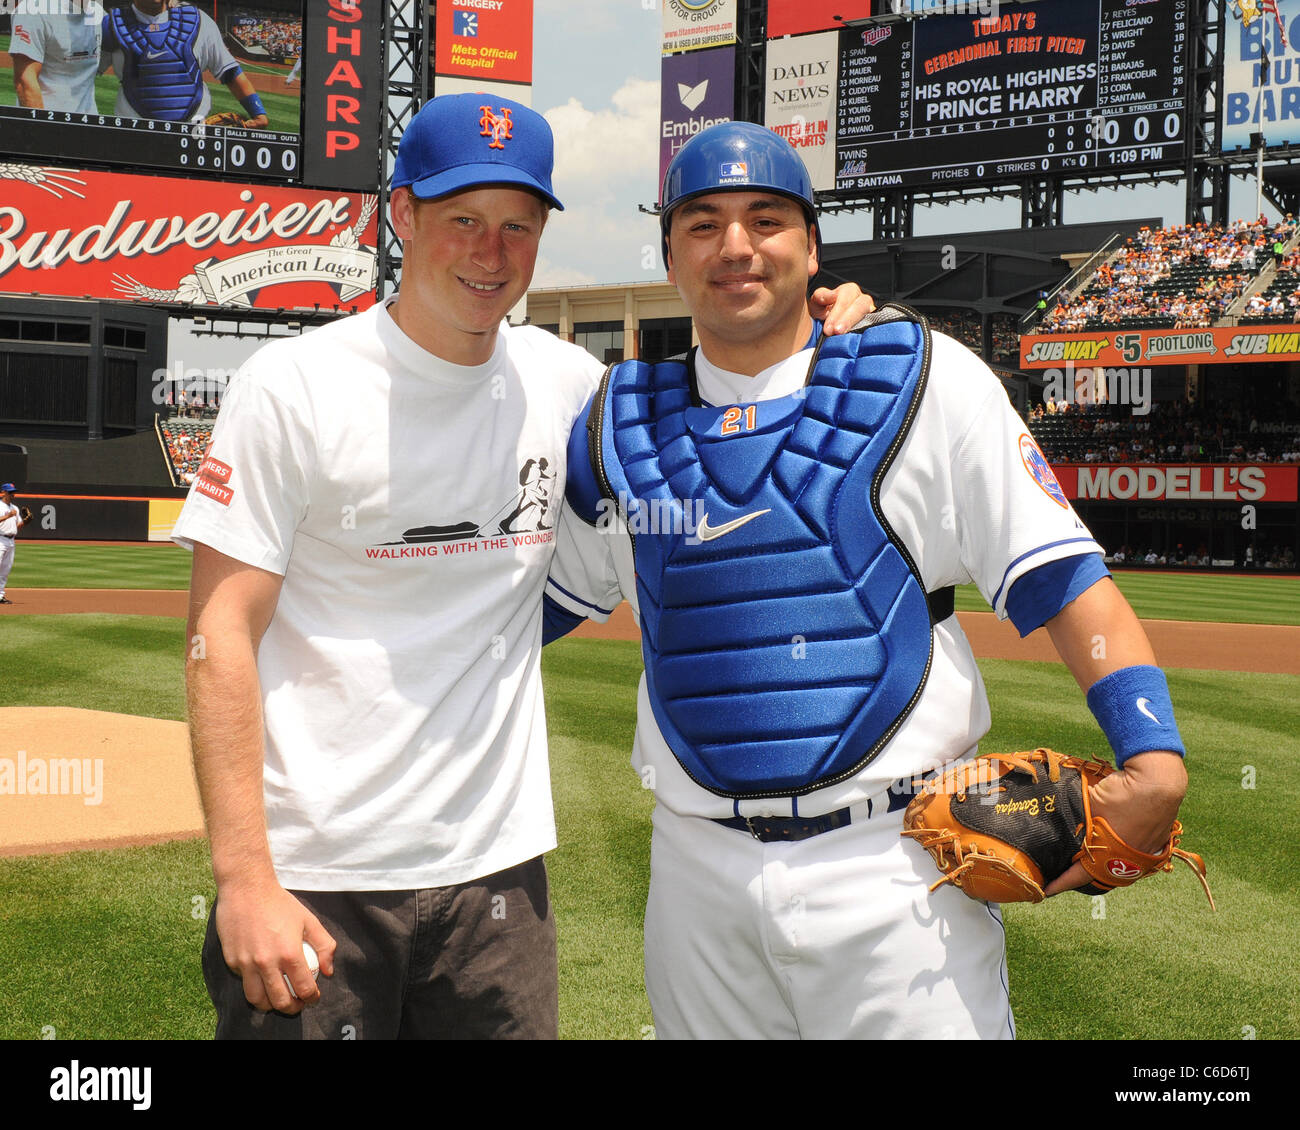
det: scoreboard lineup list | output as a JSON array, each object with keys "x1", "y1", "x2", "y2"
[{"x1": 835, "y1": 0, "x2": 1189, "y2": 191}]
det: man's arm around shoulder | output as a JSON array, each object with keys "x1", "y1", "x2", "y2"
[{"x1": 186, "y1": 542, "x2": 335, "y2": 1013}]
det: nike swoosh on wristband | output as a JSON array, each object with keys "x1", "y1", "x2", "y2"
[
  {"x1": 695, "y1": 509, "x2": 770, "y2": 542},
  {"x1": 1136, "y1": 697, "x2": 1161, "y2": 724}
]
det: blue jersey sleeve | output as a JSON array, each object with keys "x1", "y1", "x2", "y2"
[
  {"x1": 565, "y1": 393, "x2": 605, "y2": 525},
  {"x1": 1005, "y1": 552, "x2": 1110, "y2": 638},
  {"x1": 542, "y1": 593, "x2": 587, "y2": 645}
]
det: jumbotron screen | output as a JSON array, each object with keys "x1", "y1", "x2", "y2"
[
  {"x1": 833, "y1": 0, "x2": 1190, "y2": 192},
  {"x1": 0, "y1": 1, "x2": 305, "y2": 183}
]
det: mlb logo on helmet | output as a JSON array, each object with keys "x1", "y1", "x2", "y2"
[
  {"x1": 720, "y1": 161, "x2": 748, "y2": 178},
  {"x1": 480, "y1": 106, "x2": 514, "y2": 151}
]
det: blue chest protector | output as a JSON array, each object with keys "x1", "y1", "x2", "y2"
[
  {"x1": 108, "y1": 6, "x2": 204, "y2": 122},
  {"x1": 573, "y1": 306, "x2": 952, "y2": 799}
]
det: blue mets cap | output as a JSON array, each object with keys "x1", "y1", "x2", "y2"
[
  {"x1": 392, "y1": 93, "x2": 563, "y2": 211},
  {"x1": 0, "y1": 483, "x2": 14, "y2": 493}
]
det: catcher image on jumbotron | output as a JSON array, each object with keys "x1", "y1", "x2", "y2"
[
  {"x1": 1, "y1": 1, "x2": 302, "y2": 133},
  {"x1": 903, "y1": 749, "x2": 1215, "y2": 909}
]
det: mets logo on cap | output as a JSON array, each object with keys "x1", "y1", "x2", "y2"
[
  {"x1": 1018, "y1": 433, "x2": 1068, "y2": 508},
  {"x1": 479, "y1": 105, "x2": 513, "y2": 150}
]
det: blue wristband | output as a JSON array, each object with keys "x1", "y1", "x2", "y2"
[
  {"x1": 1085, "y1": 665, "x2": 1185, "y2": 768},
  {"x1": 240, "y1": 92, "x2": 266, "y2": 119}
]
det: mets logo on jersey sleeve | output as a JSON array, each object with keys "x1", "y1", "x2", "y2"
[{"x1": 1018, "y1": 434, "x2": 1068, "y2": 508}]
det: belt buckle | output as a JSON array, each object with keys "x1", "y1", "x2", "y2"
[{"x1": 743, "y1": 815, "x2": 764, "y2": 841}]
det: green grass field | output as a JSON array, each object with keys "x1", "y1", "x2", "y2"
[
  {"x1": 0, "y1": 35, "x2": 300, "y2": 133},
  {"x1": 1, "y1": 554, "x2": 1297, "y2": 1039},
  {"x1": 11, "y1": 543, "x2": 1300, "y2": 624},
  {"x1": 8, "y1": 544, "x2": 193, "y2": 591}
]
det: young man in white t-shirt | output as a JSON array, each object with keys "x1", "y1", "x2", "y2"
[
  {"x1": 546, "y1": 122, "x2": 1192, "y2": 1040},
  {"x1": 171, "y1": 94, "x2": 603, "y2": 1039},
  {"x1": 9, "y1": 1, "x2": 103, "y2": 115}
]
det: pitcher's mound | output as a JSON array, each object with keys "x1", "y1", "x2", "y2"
[{"x1": 0, "y1": 708, "x2": 204, "y2": 857}]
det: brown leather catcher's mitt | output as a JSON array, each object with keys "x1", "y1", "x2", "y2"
[
  {"x1": 204, "y1": 112, "x2": 247, "y2": 127},
  {"x1": 902, "y1": 748, "x2": 1214, "y2": 908}
]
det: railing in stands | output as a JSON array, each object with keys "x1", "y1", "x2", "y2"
[
  {"x1": 153, "y1": 413, "x2": 182, "y2": 489},
  {"x1": 1019, "y1": 231, "x2": 1124, "y2": 334}
]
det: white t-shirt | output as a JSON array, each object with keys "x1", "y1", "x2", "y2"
[
  {"x1": 547, "y1": 331, "x2": 1103, "y2": 820},
  {"x1": 101, "y1": 4, "x2": 237, "y2": 122},
  {"x1": 172, "y1": 299, "x2": 602, "y2": 890},
  {"x1": 10, "y1": 3, "x2": 103, "y2": 115}
]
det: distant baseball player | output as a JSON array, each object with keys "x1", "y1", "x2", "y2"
[
  {"x1": 547, "y1": 122, "x2": 1191, "y2": 1039},
  {"x1": 0, "y1": 483, "x2": 31, "y2": 605},
  {"x1": 9, "y1": 0, "x2": 104, "y2": 115},
  {"x1": 98, "y1": 1, "x2": 268, "y2": 126}
]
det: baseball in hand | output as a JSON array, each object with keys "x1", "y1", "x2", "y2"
[{"x1": 283, "y1": 941, "x2": 320, "y2": 998}]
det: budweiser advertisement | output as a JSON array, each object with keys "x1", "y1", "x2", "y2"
[
  {"x1": 1052, "y1": 464, "x2": 1299, "y2": 504},
  {"x1": 1022, "y1": 326, "x2": 1300, "y2": 369},
  {"x1": 0, "y1": 165, "x2": 379, "y2": 312}
]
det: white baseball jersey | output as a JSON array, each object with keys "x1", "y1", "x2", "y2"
[
  {"x1": 548, "y1": 328, "x2": 1095, "y2": 1039},
  {"x1": 10, "y1": 3, "x2": 104, "y2": 115},
  {"x1": 101, "y1": 4, "x2": 237, "y2": 122},
  {"x1": 548, "y1": 331, "x2": 1104, "y2": 821},
  {"x1": 0, "y1": 502, "x2": 18, "y2": 540},
  {"x1": 172, "y1": 299, "x2": 602, "y2": 891}
]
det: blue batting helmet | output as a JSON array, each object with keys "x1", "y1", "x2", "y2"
[{"x1": 659, "y1": 121, "x2": 819, "y2": 266}]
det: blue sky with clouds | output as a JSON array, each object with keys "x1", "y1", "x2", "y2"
[{"x1": 527, "y1": 1, "x2": 1274, "y2": 289}]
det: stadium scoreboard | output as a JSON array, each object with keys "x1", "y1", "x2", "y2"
[
  {"x1": 835, "y1": 0, "x2": 1190, "y2": 192},
  {"x1": 0, "y1": 110, "x2": 299, "y2": 181}
]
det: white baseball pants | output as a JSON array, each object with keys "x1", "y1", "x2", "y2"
[
  {"x1": 644, "y1": 799, "x2": 1015, "y2": 1040},
  {"x1": 0, "y1": 539, "x2": 14, "y2": 598}
]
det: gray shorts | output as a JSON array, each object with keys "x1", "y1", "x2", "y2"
[{"x1": 202, "y1": 855, "x2": 557, "y2": 1040}]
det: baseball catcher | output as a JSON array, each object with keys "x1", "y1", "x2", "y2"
[{"x1": 903, "y1": 748, "x2": 1215, "y2": 908}]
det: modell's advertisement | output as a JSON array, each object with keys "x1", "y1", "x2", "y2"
[{"x1": 0, "y1": 164, "x2": 378, "y2": 310}]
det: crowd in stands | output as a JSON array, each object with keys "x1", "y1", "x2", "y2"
[
  {"x1": 1039, "y1": 217, "x2": 1297, "y2": 333},
  {"x1": 1027, "y1": 396, "x2": 1300, "y2": 466},
  {"x1": 920, "y1": 311, "x2": 1019, "y2": 362},
  {"x1": 166, "y1": 389, "x2": 219, "y2": 420},
  {"x1": 1109, "y1": 542, "x2": 1296, "y2": 570},
  {"x1": 1240, "y1": 248, "x2": 1300, "y2": 323},
  {"x1": 231, "y1": 11, "x2": 301, "y2": 62},
  {"x1": 160, "y1": 417, "x2": 215, "y2": 486},
  {"x1": 927, "y1": 311, "x2": 981, "y2": 353}
]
